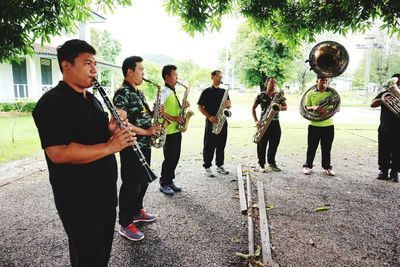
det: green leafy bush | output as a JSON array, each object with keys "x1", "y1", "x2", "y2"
[{"x1": 0, "y1": 102, "x2": 37, "y2": 113}]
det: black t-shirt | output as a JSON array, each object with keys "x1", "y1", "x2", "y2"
[
  {"x1": 197, "y1": 86, "x2": 229, "y2": 116},
  {"x1": 33, "y1": 81, "x2": 118, "y2": 210},
  {"x1": 373, "y1": 91, "x2": 400, "y2": 133}
]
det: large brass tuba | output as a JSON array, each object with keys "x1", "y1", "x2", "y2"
[
  {"x1": 381, "y1": 77, "x2": 400, "y2": 118},
  {"x1": 299, "y1": 41, "x2": 349, "y2": 121}
]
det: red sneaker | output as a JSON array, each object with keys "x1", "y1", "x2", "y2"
[
  {"x1": 119, "y1": 223, "x2": 144, "y2": 241},
  {"x1": 133, "y1": 209, "x2": 157, "y2": 223}
]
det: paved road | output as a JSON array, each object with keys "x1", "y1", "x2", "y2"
[{"x1": 232, "y1": 106, "x2": 380, "y2": 124}]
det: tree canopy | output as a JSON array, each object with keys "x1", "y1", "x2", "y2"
[
  {"x1": 353, "y1": 31, "x2": 400, "y2": 88},
  {"x1": 90, "y1": 29, "x2": 122, "y2": 86},
  {"x1": 0, "y1": 0, "x2": 131, "y2": 63},
  {"x1": 228, "y1": 23, "x2": 297, "y2": 88},
  {"x1": 165, "y1": 0, "x2": 400, "y2": 46}
]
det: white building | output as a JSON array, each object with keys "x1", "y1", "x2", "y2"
[{"x1": 0, "y1": 12, "x2": 119, "y2": 102}]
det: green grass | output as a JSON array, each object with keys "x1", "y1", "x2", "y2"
[
  {"x1": 0, "y1": 115, "x2": 41, "y2": 163},
  {"x1": 0, "y1": 95, "x2": 379, "y2": 164}
]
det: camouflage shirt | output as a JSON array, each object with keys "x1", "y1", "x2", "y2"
[
  {"x1": 113, "y1": 81, "x2": 153, "y2": 149},
  {"x1": 255, "y1": 92, "x2": 280, "y2": 121}
]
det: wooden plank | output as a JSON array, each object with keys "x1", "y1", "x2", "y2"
[
  {"x1": 237, "y1": 164, "x2": 248, "y2": 214},
  {"x1": 246, "y1": 173, "x2": 254, "y2": 267},
  {"x1": 257, "y1": 179, "x2": 274, "y2": 266}
]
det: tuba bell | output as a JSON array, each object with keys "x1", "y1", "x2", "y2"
[{"x1": 299, "y1": 41, "x2": 349, "y2": 121}]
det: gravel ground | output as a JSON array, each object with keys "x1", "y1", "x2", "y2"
[
  {"x1": 0, "y1": 155, "x2": 246, "y2": 267},
  {"x1": 0, "y1": 123, "x2": 399, "y2": 266}
]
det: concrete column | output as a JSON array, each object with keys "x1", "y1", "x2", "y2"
[{"x1": 27, "y1": 56, "x2": 39, "y2": 100}]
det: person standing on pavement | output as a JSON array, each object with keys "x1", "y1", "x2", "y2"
[
  {"x1": 302, "y1": 76, "x2": 337, "y2": 176},
  {"x1": 197, "y1": 70, "x2": 231, "y2": 177},
  {"x1": 159, "y1": 65, "x2": 187, "y2": 195},
  {"x1": 252, "y1": 77, "x2": 287, "y2": 172},
  {"x1": 113, "y1": 56, "x2": 159, "y2": 241},
  {"x1": 32, "y1": 39, "x2": 135, "y2": 266},
  {"x1": 370, "y1": 73, "x2": 400, "y2": 183}
]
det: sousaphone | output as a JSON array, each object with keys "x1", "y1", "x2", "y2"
[{"x1": 299, "y1": 41, "x2": 349, "y2": 121}]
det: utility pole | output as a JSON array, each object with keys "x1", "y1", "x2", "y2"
[{"x1": 225, "y1": 47, "x2": 229, "y2": 88}]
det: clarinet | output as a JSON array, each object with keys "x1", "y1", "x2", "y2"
[{"x1": 92, "y1": 78, "x2": 157, "y2": 183}]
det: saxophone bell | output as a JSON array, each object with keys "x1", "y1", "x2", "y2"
[
  {"x1": 223, "y1": 108, "x2": 232, "y2": 117},
  {"x1": 271, "y1": 103, "x2": 281, "y2": 112}
]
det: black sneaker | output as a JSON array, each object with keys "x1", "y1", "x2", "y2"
[
  {"x1": 169, "y1": 182, "x2": 182, "y2": 192},
  {"x1": 216, "y1": 166, "x2": 229, "y2": 175},
  {"x1": 376, "y1": 171, "x2": 389, "y2": 180},
  {"x1": 390, "y1": 172, "x2": 398, "y2": 183},
  {"x1": 269, "y1": 164, "x2": 281, "y2": 172},
  {"x1": 205, "y1": 168, "x2": 215, "y2": 177},
  {"x1": 159, "y1": 185, "x2": 175, "y2": 195}
]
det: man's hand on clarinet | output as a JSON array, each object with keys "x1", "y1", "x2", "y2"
[
  {"x1": 109, "y1": 109, "x2": 129, "y2": 134},
  {"x1": 107, "y1": 126, "x2": 136, "y2": 153}
]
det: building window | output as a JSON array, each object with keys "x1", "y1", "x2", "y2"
[
  {"x1": 12, "y1": 60, "x2": 28, "y2": 99},
  {"x1": 40, "y1": 58, "x2": 53, "y2": 85}
]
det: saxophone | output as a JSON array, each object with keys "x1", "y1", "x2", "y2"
[
  {"x1": 143, "y1": 78, "x2": 168, "y2": 148},
  {"x1": 176, "y1": 81, "x2": 194, "y2": 132},
  {"x1": 212, "y1": 88, "x2": 231, "y2": 135},
  {"x1": 253, "y1": 90, "x2": 285, "y2": 143}
]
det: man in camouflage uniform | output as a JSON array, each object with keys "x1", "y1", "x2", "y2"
[{"x1": 113, "y1": 56, "x2": 160, "y2": 241}]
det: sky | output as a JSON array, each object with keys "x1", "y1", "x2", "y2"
[
  {"x1": 93, "y1": 0, "x2": 244, "y2": 68},
  {"x1": 88, "y1": 0, "x2": 377, "y2": 73}
]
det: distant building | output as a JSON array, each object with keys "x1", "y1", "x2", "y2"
[{"x1": 0, "y1": 11, "x2": 119, "y2": 102}]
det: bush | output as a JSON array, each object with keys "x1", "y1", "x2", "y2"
[{"x1": 0, "y1": 102, "x2": 37, "y2": 113}]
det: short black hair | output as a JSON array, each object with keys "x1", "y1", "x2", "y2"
[
  {"x1": 391, "y1": 73, "x2": 400, "y2": 79},
  {"x1": 57, "y1": 39, "x2": 96, "y2": 73},
  {"x1": 122, "y1": 56, "x2": 143, "y2": 77},
  {"x1": 162, "y1": 65, "x2": 177, "y2": 80},
  {"x1": 211, "y1": 70, "x2": 222, "y2": 77},
  {"x1": 259, "y1": 78, "x2": 266, "y2": 92}
]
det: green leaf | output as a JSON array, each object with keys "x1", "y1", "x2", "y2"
[
  {"x1": 266, "y1": 204, "x2": 274, "y2": 210},
  {"x1": 254, "y1": 245, "x2": 262, "y2": 257},
  {"x1": 235, "y1": 252, "x2": 250, "y2": 259},
  {"x1": 314, "y1": 206, "x2": 330, "y2": 212}
]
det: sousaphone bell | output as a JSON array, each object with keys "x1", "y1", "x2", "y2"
[{"x1": 299, "y1": 41, "x2": 349, "y2": 121}]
